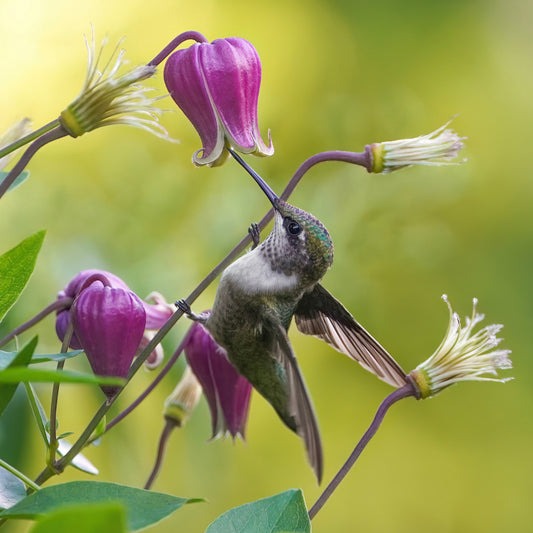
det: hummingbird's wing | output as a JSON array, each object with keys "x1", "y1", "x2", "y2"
[
  {"x1": 268, "y1": 316, "x2": 323, "y2": 483},
  {"x1": 294, "y1": 284, "x2": 408, "y2": 388}
]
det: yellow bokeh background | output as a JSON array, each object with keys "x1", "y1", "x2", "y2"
[{"x1": 1, "y1": 0, "x2": 532, "y2": 531}]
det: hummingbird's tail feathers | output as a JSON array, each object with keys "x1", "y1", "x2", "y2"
[
  {"x1": 295, "y1": 284, "x2": 408, "y2": 388},
  {"x1": 270, "y1": 319, "x2": 324, "y2": 484}
]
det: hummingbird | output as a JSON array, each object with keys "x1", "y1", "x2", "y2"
[{"x1": 177, "y1": 150, "x2": 407, "y2": 483}]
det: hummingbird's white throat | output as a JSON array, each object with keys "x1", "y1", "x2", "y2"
[{"x1": 222, "y1": 246, "x2": 299, "y2": 295}]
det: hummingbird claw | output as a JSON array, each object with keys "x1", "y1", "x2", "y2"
[
  {"x1": 176, "y1": 299, "x2": 208, "y2": 324},
  {"x1": 176, "y1": 298, "x2": 193, "y2": 316},
  {"x1": 248, "y1": 222, "x2": 261, "y2": 249}
]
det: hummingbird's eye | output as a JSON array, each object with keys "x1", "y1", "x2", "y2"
[{"x1": 286, "y1": 219, "x2": 302, "y2": 236}]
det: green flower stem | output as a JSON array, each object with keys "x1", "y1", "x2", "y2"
[
  {"x1": 308, "y1": 382, "x2": 417, "y2": 520},
  {"x1": 0, "y1": 119, "x2": 59, "y2": 161},
  {"x1": 33, "y1": 151, "x2": 374, "y2": 487},
  {"x1": 47, "y1": 322, "x2": 74, "y2": 469},
  {"x1": 0, "y1": 125, "x2": 68, "y2": 200},
  {"x1": 0, "y1": 457, "x2": 41, "y2": 492},
  {"x1": 0, "y1": 297, "x2": 73, "y2": 349}
]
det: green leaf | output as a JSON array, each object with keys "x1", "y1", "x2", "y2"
[
  {"x1": 30, "y1": 350, "x2": 84, "y2": 364},
  {"x1": 23, "y1": 382, "x2": 49, "y2": 446},
  {"x1": 0, "y1": 481, "x2": 202, "y2": 531},
  {"x1": 0, "y1": 466, "x2": 27, "y2": 510},
  {"x1": 0, "y1": 336, "x2": 37, "y2": 415},
  {"x1": 206, "y1": 489, "x2": 310, "y2": 533},
  {"x1": 0, "y1": 367, "x2": 125, "y2": 386},
  {"x1": 28, "y1": 503, "x2": 127, "y2": 533},
  {"x1": 0, "y1": 230, "x2": 45, "y2": 323},
  {"x1": 0, "y1": 170, "x2": 31, "y2": 193},
  {"x1": 0, "y1": 349, "x2": 83, "y2": 370}
]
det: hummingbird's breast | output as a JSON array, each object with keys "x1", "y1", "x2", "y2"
[{"x1": 205, "y1": 247, "x2": 302, "y2": 349}]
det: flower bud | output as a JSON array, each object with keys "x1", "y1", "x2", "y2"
[
  {"x1": 164, "y1": 37, "x2": 273, "y2": 166},
  {"x1": 55, "y1": 270, "x2": 129, "y2": 349},
  {"x1": 72, "y1": 280, "x2": 146, "y2": 399},
  {"x1": 164, "y1": 366, "x2": 203, "y2": 427},
  {"x1": 184, "y1": 315, "x2": 252, "y2": 439}
]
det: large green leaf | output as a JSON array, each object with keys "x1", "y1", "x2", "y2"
[
  {"x1": 0, "y1": 336, "x2": 37, "y2": 415},
  {"x1": 0, "y1": 367, "x2": 124, "y2": 386},
  {"x1": 28, "y1": 503, "x2": 126, "y2": 533},
  {"x1": 0, "y1": 481, "x2": 202, "y2": 531},
  {"x1": 0, "y1": 230, "x2": 45, "y2": 323},
  {"x1": 206, "y1": 489, "x2": 310, "y2": 533},
  {"x1": 0, "y1": 467, "x2": 27, "y2": 510}
]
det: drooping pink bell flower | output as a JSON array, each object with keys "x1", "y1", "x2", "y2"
[
  {"x1": 184, "y1": 314, "x2": 252, "y2": 439},
  {"x1": 55, "y1": 271, "x2": 175, "y2": 397},
  {"x1": 164, "y1": 37, "x2": 274, "y2": 167},
  {"x1": 71, "y1": 279, "x2": 146, "y2": 399}
]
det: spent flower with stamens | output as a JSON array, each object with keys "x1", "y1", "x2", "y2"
[
  {"x1": 164, "y1": 36, "x2": 273, "y2": 166},
  {"x1": 59, "y1": 32, "x2": 170, "y2": 139},
  {"x1": 409, "y1": 295, "x2": 512, "y2": 399},
  {"x1": 368, "y1": 120, "x2": 466, "y2": 173}
]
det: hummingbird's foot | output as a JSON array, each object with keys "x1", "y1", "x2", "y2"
[
  {"x1": 175, "y1": 299, "x2": 208, "y2": 324},
  {"x1": 248, "y1": 222, "x2": 261, "y2": 249}
]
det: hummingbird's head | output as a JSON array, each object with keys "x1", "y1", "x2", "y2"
[
  {"x1": 228, "y1": 149, "x2": 333, "y2": 286},
  {"x1": 268, "y1": 200, "x2": 334, "y2": 285}
]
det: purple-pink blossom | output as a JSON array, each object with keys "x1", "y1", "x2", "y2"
[
  {"x1": 164, "y1": 37, "x2": 273, "y2": 167},
  {"x1": 184, "y1": 315, "x2": 252, "y2": 439}
]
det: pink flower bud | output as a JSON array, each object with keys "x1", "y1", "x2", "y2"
[{"x1": 72, "y1": 281, "x2": 146, "y2": 399}]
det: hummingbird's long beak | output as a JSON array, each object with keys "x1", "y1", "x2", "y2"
[{"x1": 229, "y1": 149, "x2": 279, "y2": 209}]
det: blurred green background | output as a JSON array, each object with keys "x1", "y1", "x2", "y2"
[{"x1": 0, "y1": 0, "x2": 531, "y2": 531}]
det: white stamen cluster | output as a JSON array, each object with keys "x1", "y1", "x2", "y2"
[
  {"x1": 410, "y1": 295, "x2": 512, "y2": 398},
  {"x1": 60, "y1": 31, "x2": 173, "y2": 140},
  {"x1": 371, "y1": 120, "x2": 466, "y2": 173}
]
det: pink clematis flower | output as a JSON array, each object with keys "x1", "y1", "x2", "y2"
[
  {"x1": 184, "y1": 314, "x2": 252, "y2": 439},
  {"x1": 164, "y1": 37, "x2": 274, "y2": 167}
]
